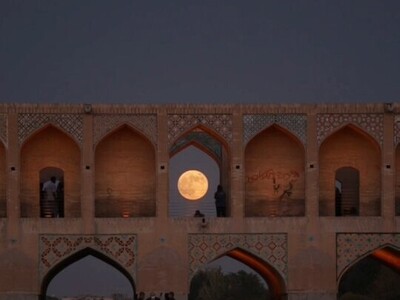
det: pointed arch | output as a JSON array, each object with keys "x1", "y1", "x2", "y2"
[
  {"x1": 338, "y1": 245, "x2": 400, "y2": 298},
  {"x1": 0, "y1": 140, "x2": 6, "y2": 217},
  {"x1": 190, "y1": 247, "x2": 286, "y2": 300},
  {"x1": 245, "y1": 124, "x2": 305, "y2": 217},
  {"x1": 20, "y1": 125, "x2": 81, "y2": 217},
  {"x1": 95, "y1": 124, "x2": 156, "y2": 217},
  {"x1": 319, "y1": 124, "x2": 381, "y2": 216},
  {"x1": 40, "y1": 247, "x2": 135, "y2": 299},
  {"x1": 169, "y1": 125, "x2": 231, "y2": 218}
]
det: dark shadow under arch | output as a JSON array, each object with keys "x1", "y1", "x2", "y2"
[
  {"x1": 338, "y1": 245, "x2": 400, "y2": 299},
  {"x1": 40, "y1": 247, "x2": 136, "y2": 300}
]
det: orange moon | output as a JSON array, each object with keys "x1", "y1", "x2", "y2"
[{"x1": 177, "y1": 170, "x2": 209, "y2": 200}]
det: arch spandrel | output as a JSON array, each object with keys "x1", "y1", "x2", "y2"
[
  {"x1": 39, "y1": 235, "x2": 137, "y2": 282},
  {"x1": 168, "y1": 114, "x2": 233, "y2": 147},
  {"x1": 317, "y1": 113, "x2": 384, "y2": 146},
  {"x1": 243, "y1": 114, "x2": 307, "y2": 146},
  {"x1": 18, "y1": 114, "x2": 83, "y2": 146},
  {"x1": 336, "y1": 233, "x2": 400, "y2": 279},
  {"x1": 93, "y1": 114, "x2": 157, "y2": 146},
  {"x1": 188, "y1": 233, "x2": 287, "y2": 282}
]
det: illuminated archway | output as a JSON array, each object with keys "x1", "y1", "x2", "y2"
[
  {"x1": 95, "y1": 124, "x2": 156, "y2": 217},
  {"x1": 319, "y1": 124, "x2": 381, "y2": 216},
  {"x1": 245, "y1": 124, "x2": 305, "y2": 217},
  {"x1": 20, "y1": 125, "x2": 80, "y2": 218}
]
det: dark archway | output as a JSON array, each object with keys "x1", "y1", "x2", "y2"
[
  {"x1": 40, "y1": 167, "x2": 64, "y2": 218},
  {"x1": 338, "y1": 246, "x2": 400, "y2": 299},
  {"x1": 40, "y1": 247, "x2": 135, "y2": 300},
  {"x1": 190, "y1": 248, "x2": 286, "y2": 300},
  {"x1": 335, "y1": 167, "x2": 359, "y2": 216}
]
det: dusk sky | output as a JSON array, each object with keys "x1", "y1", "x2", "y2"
[
  {"x1": 1, "y1": 0, "x2": 399, "y2": 104},
  {"x1": 2, "y1": 1, "x2": 400, "y2": 297}
]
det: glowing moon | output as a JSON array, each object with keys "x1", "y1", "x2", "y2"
[{"x1": 178, "y1": 170, "x2": 209, "y2": 200}]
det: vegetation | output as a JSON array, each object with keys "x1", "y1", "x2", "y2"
[{"x1": 189, "y1": 267, "x2": 270, "y2": 300}]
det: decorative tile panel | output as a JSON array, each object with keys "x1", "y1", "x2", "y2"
[
  {"x1": 188, "y1": 233, "x2": 287, "y2": 281},
  {"x1": 94, "y1": 114, "x2": 157, "y2": 145},
  {"x1": 336, "y1": 233, "x2": 400, "y2": 278},
  {"x1": 0, "y1": 114, "x2": 7, "y2": 146},
  {"x1": 317, "y1": 114, "x2": 383, "y2": 146},
  {"x1": 243, "y1": 114, "x2": 307, "y2": 146},
  {"x1": 394, "y1": 115, "x2": 400, "y2": 146},
  {"x1": 39, "y1": 234, "x2": 137, "y2": 281},
  {"x1": 18, "y1": 114, "x2": 83, "y2": 145},
  {"x1": 168, "y1": 114, "x2": 232, "y2": 146}
]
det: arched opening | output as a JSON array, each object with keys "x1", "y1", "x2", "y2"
[
  {"x1": 169, "y1": 127, "x2": 230, "y2": 218},
  {"x1": 41, "y1": 248, "x2": 135, "y2": 299},
  {"x1": 20, "y1": 125, "x2": 81, "y2": 218},
  {"x1": 245, "y1": 125, "x2": 305, "y2": 217},
  {"x1": 338, "y1": 246, "x2": 400, "y2": 299},
  {"x1": 335, "y1": 167, "x2": 359, "y2": 216},
  {"x1": 319, "y1": 125, "x2": 381, "y2": 216},
  {"x1": 40, "y1": 167, "x2": 64, "y2": 218},
  {"x1": 189, "y1": 248, "x2": 286, "y2": 300},
  {"x1": 0, "y1": 142, "x2": 6, "y2": 217},
  {"x1": 95, "y1": 125, "x2": 156, "y2": 217}
]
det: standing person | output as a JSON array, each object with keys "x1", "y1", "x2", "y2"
[
  {"x1": 42, "y1": 176, "x2": 58, "y2": 217},
  {"x1": 214, "y1": 184, "x2": 226, "y2": 217},
  {"x1": 137, "y1": 292, "x2": 145, "y2": 300},
  {"x1": 168, "y1": 292, "x2": 175, "y2": 300}
]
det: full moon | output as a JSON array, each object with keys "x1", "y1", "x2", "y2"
[{"x1": 177, "y1": 170, "x2": 209, "y2": 201}]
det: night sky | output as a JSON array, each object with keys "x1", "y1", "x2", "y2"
[{"x1": 1, "y1": 0, "x2": 399, "y2": 104}]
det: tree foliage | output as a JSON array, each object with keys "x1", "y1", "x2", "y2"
[{"x1": 189, "y1": 267, "x2": 270, "y2": 300}]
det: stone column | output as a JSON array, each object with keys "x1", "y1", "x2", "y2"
[
  {"x1": 81, "y1": 112, "x2": 95, "y2": 233},
  {"x1": 156, "y1": 109, "x2": 169, "y2": 220},
  {"x1": 305, "y1": 112, "x2": 319, "y2": 217},
  {"x1": 382, "y1": 112, "x2": 395, "y2": 224},
  {"x1": 6, "y1": 113, "x2": 20, "y2": 242},
  {"x1": 230, "y1": 110, "x2": 244, "y2": 219}
]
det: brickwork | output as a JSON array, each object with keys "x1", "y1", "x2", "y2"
[{"x1": 0, "y1": 103, "x2": 398, "y2": 300}]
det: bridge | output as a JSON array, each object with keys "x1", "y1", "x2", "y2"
[{"x1": 0, "y1": 103, "x2": 399, "y2": 300}]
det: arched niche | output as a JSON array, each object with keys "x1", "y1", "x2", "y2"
[
  {"x1": 245, "y1": 124, "x2": 305, "y2": 217},
  {"x1": 319, "y1": 125, "x2": 381, "y2": 216},
  {"x1": 95, "y1": 125, "x2": 156, "y2": 218},
  {"x1": 0, "y1": 142, "x2": 6, "y2": 217},
  {"x1": 338, "y1": 246, "x2": 400, "y2": 299},
  {"x1": 169, "y1": 127, "x2": 230, "y2": 217},
  {"x1": 190, "y1": 248, "x2": 286, "y2": 300},
  {"x1": 41, "y1": 248, "x2": 135, "y2": 300},
  {"x1": 20, "y1": 125, "x2": 81, "y2": 218}
]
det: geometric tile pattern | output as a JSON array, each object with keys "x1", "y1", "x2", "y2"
[
  {"x1": 243, "y1": 114, "x2": 307, "y2": 146},
  {"x1": 336, "y1": 233, "x2": 400, "y2": 278},
  {"x1": 39, "y1": 234, "x2": 137, "y2": 281},
  {"x1": 0, "y1": 114, "x2": 7, "y2": 146},
  {"x1": 18, "y1": 114, "x2": 83, "y2": 145},
  {"x1": 317, "y1": 114, "x2": 384, "y2": 146},
  {"x1": 168, "y1": 114, "x2": 233, "y2": 146},
  {"x1": 169, "y1": 130, "x2": 222, "y2": 160},
  {"x1": 94, "y1": 114, "x2": 157, "y2": 146},
  {"x1": 188, "y1": 233, "x2": 287, "y2": 281},
  {"x1": 394, "y1": 115, "x2": 400, "y2": 146}
]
